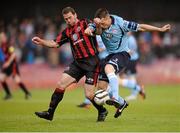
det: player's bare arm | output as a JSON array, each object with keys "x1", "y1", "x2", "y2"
[
  {"x1": 138, "y1": 24, "x2": 171, "y2": 32},
  {"x1": 84, "y1": 28, "x2": 94, "y2": 36},
  {"x1": 94, "y1": 18, "x2": 103, "y2": 35},
  {"x1": 2, "y1": 53, "x2": 16, "y2": 69},
  {"x1": 32, "y1": 37, "x2": 59, "y2": 48}
]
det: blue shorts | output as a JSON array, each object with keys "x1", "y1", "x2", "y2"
[{"x1": 99, "y1": 51, "x2": 130, "y2": 82}]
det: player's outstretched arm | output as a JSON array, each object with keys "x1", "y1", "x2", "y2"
[
  {"x1": 84, "y1": 28, "x2": 94, "y2": 36},
  {"x1": 2, "y1": 52, "x2": 16, "y2": 69},
  {"x1": 32, "y1": 36, "x2": 59, "y2": 48},
  {"x1": 138, "y1": 24, "x2": 171, "y2": 32}
]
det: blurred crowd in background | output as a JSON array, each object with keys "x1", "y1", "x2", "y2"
[{"x1": 0, "y1": 15, "x2": 180, "y2": 67}]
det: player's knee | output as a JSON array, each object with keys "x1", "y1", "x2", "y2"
[
  {"x1": 0, "y1": 74, "x2": 6, "y2": 82},
  {"x1": 14, "y1": 76, "x2": 21, "y2": 84},
  {"x1": 57, "y1": 80, "x2": 66, "y2": 89},
  {"x1": 105, "y1": 64, "x2": 115, "y2": 74},
  {"x1": 85, "y1": 93, "x2": 94, "y2": 100}
]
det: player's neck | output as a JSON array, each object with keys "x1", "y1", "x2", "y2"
[
  {"x1": 70, "y1": 18, "x2": 79, "y2": 27},
  {"x1": 106, "y1": 18, "x2": 112, "y2": 29},
  {"x1": 75, "y1": 18, "x2": 79, "y2": 24}
]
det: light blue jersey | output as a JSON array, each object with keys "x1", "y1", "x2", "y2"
[
  {"x1": 127, "y1": 35, "x2": 139, "y2": 60},
  {"x1": 90, "y1": 15, "x2": 139, "y2": 54},
  {"x1": 96, "y1": 35, "x2": 109, "y2": 59}
]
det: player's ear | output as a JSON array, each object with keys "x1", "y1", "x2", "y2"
[{"x1": 74, "y1": 13, "x2": 77, "y2": 18}]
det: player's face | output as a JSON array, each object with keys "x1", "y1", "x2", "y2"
[
  {"x1": 63, "y1": 12, "x2": 77, "y2": 27},
  {"x1": 0, "y1": 32, "x2": 7, "y2": 45},
  {"x1": 100, "y1": 16, "x2": 111, "y2": 29}
]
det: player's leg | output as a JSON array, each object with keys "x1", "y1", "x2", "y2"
[
  {"x1": 84, "y1": 82, "x2": 108, "y2": 122},
  {"x1": 105, "y1": 64, "x2": 125, "y2": 105},
  {"x1": 35, "y1": 62, "x2": 81, "y2": 121},
  {"x1": 119, "y1": 75, "x2": 138, "y2": 100},
  {"x1": 0, "y1": 72, "x2": 12, "y2": 100},
  {"x1": 120, "y1": 60, "x2": 146, "y2": 100},
  {"x1": 14, "y1": 74, "x2": 31, "y2": 99},
  {"x1": 104, "y1": 52, "x2": 130, "y2": 118},
  {"x1": 35, "y1": 72, "x2": 76, "y2": 121},
  {"x1": 84, "y1": 60, "x2": 108, "y2": 122}
]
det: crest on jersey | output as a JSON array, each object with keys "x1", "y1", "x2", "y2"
[
  {"x1": 72, "y1": 33, "x2": 78, "y2": 41},
  {"x1": 106, "y1": 33, "x2": 113, "y2": 39},
  {"x1": 112, "y1": 29, "x2": 118, "y2": 33},
  {"x1": 77, "y1": 26, "x2": 81, "y2": 32}
]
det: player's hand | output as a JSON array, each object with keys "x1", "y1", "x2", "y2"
[
  {"x1": 84, "y1": 28, "x2": 93, "y2": 36},
  {"x1": 93, "y1": 18, "x2": 101, "y2": 26},
  {"x1": 2, "y1": 62, "x2": 10, "y2": 69},
  {"x1": 160, "y1": 24, "x2": 171, "y2": 32},
  {"x1": 32, "y1": 37, "x2": 44, "y2": 45}
]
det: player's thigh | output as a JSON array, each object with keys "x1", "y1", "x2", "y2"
[
  {"x1": 57, "y1": 73, "x2": 76, "y2": 89},
  {"x1": 0, "y1": 73, "x2": 7, "y2": 81},
  {"x1": 104, "y1": 64, "x2": 116, "y2": 74},
  {"x1": 13, "y1": 74, "x2": 21, "y2": 84},
  {"x1": 106, "y1": 52, "x2": 130, "y2": 74}
]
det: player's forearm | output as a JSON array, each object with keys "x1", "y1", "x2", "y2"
[
  {"x1": 6, "y1": 53, "x2": 16, "y2": 64},
  {"x1": 95, "y1": 26, "x2": 103, "y2": 35},
  {"x1": 138, "y1": 24, "x2": 161, "y2": 32},
  {"x1": 42, "y1": 40, "x2": 59, "y2": 48}
]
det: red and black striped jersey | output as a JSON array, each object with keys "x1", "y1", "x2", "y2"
[
  {"x1": 55, "y1": 19, "x2": 98, "y2": 59},
  {"x1": 1, "y1": 42, "x2": 16, "y2": 62}
]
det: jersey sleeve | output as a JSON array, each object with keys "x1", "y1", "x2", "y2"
[
  {"x1": 8, "y1": 46, "x2": 15, "y2": 54},
  {"x1": 86, "y1": 19, "x2": 96, "y2": 32},
  {"x1": 117, "y1": 16, "x2": 139, "y2": 32},
  {"x1": 55, "y1": 29, "x2": 69, "y2": 47},
  {"x1": 96, "y1": 35, "x2": 105, "y2": 49}
]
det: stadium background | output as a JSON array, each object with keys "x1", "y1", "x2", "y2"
[
  {"x1": 0, "y1": 0, "x2": 180, "y2": 132},
  {"x1": 0, "y1": 0, "x2": 179, "y2": 89}
]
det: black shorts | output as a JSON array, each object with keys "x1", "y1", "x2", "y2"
[
  {"x1": 2, "y1": 62, "x2": 20, "y2": 77},
  {"x1": 124, "y1": 60, "x2": 138, "y2": 75},
  {"x1": 64, "y1": 55, "x2": 99, "y2": 85},
  {"x1": 99, "y1": 51, "x2": 130, "y2": 82}
]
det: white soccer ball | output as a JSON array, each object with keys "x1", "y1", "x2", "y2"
[{"x1": 94, "y1": 89, "x2": 110, "y2": 105}]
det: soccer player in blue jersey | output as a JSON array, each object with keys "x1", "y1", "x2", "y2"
[
  {"x1": 78, "y1": 33, "x2": 145, "y2": 108},
  {"x1": 84, "y1": 8, "x2": 171, "y2": 118}
]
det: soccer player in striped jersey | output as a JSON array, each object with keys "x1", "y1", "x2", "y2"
[
  {"x1": 0, "y1": 32, "x2": 31, "y2": 100},
  {"x1": 85, "y1": 8, "x2": 170, "y2": 118},
  {"x1": 32, "y1": 7, "x2": 107, "y2": 122},
  {"x1": 77, "y1": 35, "x2": 108, "y2": 108}
]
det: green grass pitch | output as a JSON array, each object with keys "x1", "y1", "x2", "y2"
[{"x1": 0, "y1": 84, "x2": 180, "y2": 132}]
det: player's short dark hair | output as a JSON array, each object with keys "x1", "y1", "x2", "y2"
[
  {"x1": 95, "y1": 8, "x2": 109, "y2": 18},
  {"x1": 62, "y1": 7, "x2": 76, "y2": 15}
]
